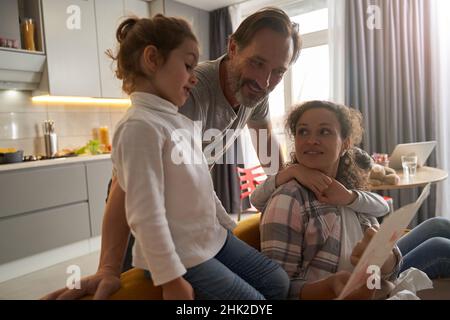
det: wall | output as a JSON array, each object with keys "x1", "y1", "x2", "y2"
[{"x1": 0, "y1": 90, "x2": 128, "y2": 155}]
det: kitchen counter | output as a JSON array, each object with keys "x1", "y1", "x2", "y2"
[{"x1": 0, "y1": 154, "x2": 111, "y2": 172}]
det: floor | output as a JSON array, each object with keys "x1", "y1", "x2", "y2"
[
  {"x1": 0, "y1": 213, "x2": 253, "y2": 300},
  {"x1": 0, "y1": 251, "x2": 100, "y2": 300}
]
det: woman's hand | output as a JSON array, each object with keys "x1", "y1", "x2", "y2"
[
  {"x1": 300, "y1": 271, "x2": 375, "y2": 300},
  {"x1": 351, "y1": 226, "x2": 397, "y2": 274},
  {"x1": 276, "y1": 163, "x2": 332, "y2": 196},
  {"x1": 162, "y1": 277, "x2": 195, "y2": 300},
  {"x1": 315, "y1": 179, "x2": 357, "y2": 206},
  {"x1": 350, "y1": 226, "x2": 378, "y2": 266},
  {"x1": 327, "y1": 271, "x2": 376, "y2": 300}
]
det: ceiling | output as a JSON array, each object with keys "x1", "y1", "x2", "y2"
[{"x1": 174, "y1": 0, "x2": 244, "y2": 12}]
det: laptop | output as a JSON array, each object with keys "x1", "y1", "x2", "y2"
[{"x1": 388, "y1": 141, "x2": 436, "y2": 169}]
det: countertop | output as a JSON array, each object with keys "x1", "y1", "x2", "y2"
[{"x1": 0, "y1": 154, "x2": 111, "y2": 172}]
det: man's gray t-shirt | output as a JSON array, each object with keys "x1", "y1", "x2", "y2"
[{"x1": 179, "y1": 55, "x2": 271, "y2": 165}]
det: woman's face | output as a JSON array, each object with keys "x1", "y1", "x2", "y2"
[{"x1": 294, "y1": 108, "x2": 349, "y2": 177}]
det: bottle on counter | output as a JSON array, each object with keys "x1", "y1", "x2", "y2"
[
  {"x1": 98, "y1": 126, "x2": 111, "y2": 151},
  {"x1": 21, "y1": 18, "x2": 36, "y2": 51},
  {"x1": 43, "y1": 120, "x2": 58, "y2": 158}
]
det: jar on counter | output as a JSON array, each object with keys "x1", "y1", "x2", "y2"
[{"x1": 21, "y1": 18, "x2": 36, "y2": 51}]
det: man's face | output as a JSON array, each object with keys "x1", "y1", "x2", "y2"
[{"x1": 227, "y1": 28, "x2": 293, "y2": 108}]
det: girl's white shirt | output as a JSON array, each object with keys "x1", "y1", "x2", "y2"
[{"x1": 112, "y1": 92, "x2": 236, "y2": 286}]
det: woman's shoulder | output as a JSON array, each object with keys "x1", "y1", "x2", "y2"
[{"x1": 272, "y1": 180, "x2": 315, "y2": 203}]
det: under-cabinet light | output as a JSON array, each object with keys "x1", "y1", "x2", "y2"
[{"x1": 32, "y1": 95, "x2": 130, "y2": 106}]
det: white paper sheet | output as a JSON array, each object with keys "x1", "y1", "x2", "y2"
[{"x1": 338, "y1": 183, "x2": 431, "y2": 299}]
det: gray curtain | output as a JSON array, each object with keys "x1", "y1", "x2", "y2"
[
  {"x1": 210, "y1": 137, "x2": 250, "y2": 214},
  {"x1": 210, "y1": 7, "x2": 233, "y2": 60},
  {"x1": 209, "y1": 7, "x2": 249, "y2": 213},
  {"x1": 344, "y1": 0, "x2": 437, "y2": 226}
]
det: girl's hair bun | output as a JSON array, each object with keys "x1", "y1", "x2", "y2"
[{"x1": 116, "y1": 17, "x2": 138, "y2": 43}]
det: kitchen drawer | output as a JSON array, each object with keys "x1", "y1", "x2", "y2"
[
  {"x1": 0, "y1": 164, "x2": 87, "y2": 218},
  {"x1": 0, "y1": 202, "x2": 91, "y2": 264}
]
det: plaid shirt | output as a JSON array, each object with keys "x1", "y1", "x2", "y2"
[{"x1": 259, "y1": 180, "x2": 401, "y2": 299}]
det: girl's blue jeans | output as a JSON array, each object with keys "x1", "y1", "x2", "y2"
[
  {"x1": 397, "y1": 217, "x2": 450, "y2": 279},
  {"x1": 183, "y1": 230, "x2": 290, "y2": 300}
]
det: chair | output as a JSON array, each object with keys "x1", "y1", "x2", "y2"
[
  {"x1": 236, "y1": 165, "x2": 266, "y2": 221},
  {"x1": 383, "y1": 196, "x2": 394, "y2": 215}
]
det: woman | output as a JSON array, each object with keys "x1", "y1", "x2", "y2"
[{"x1": 253, "y1": 101, "x2": 402, "y2": 299}]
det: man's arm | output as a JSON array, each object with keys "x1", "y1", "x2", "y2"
[
  {"x1": 42, "y1": 176, "x2": 130, "y2": 300},
  {"x1": 247, "y1": 121, "x2": 283, "y2": 173}
]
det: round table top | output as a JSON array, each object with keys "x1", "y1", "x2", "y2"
[{"x1": 369, "y1": 166, "x2": 448, "y2": 191}]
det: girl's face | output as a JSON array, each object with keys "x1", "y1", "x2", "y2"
[
  {"x1": 294, "y1": 108, "x2": 349, "y2": 177},
  {"x1": 150, "y1": 39, "x2": 199, "y2": 106}
]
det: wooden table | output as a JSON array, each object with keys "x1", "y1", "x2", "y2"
[{"x1": 369, "y1": 166, "x2": 448, "y2": 191}]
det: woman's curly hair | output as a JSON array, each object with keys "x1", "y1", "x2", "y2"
[{"x1": 286, "y1": 100, "x2": 372, "y2": 190}]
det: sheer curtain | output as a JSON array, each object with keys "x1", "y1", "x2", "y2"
[
  {"x1": 328, "y1": 0, "x2": 346, "y2": 104},
  {"x1": 433, "y1": 0, "x2": 450, "y2": 219}
]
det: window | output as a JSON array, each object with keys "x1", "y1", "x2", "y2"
[{"x1": 268, "y1": 7, "x2": 330, "y2": 161}]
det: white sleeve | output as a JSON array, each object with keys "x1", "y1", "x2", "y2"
[
  {"x1": 213, "y1": 192, "x2": 237, "y2": 231},
  {"x1": 250, "y1": 175, "x2": 277, "y2": 212},
  {"x1": 112, "y1": 120, "x2": 186, "y2": 286},
  {"x1": 347, "y1": 190, "x2": 390, "y2": 217}
]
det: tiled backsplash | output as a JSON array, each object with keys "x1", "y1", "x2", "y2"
[{"x1": 0, "y1": 90, "x2": 128, "y2": 155}]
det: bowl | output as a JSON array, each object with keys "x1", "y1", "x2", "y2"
[{"x1": 0, "y1": 150, "x2": 24, "y2": 164}]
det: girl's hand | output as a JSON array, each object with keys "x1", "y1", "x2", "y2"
[
  {"x1": 316, "y1": 179, "x2": 357, "y2": 206},
  {"x1": 277, "y1": 164, "x2": 332, "y2": 196},
  {"x1": 162, "y1": 277, "x2": 195, "y2": 300}
]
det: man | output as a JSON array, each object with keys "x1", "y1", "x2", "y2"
[{"x1": 44, "y1": 7, "x2": 301, "y2": 300}]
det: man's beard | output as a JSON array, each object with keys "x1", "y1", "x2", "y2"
[{"x1": 227, "y1": 63, "x2": 269, "y2": 108}]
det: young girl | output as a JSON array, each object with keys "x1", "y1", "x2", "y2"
[
  {"x1": 109, "y1": 15, "x2": 289, "y2": 300},
  {"x1": 254, "y1": 101, "x2": 402, "y2": 299}
]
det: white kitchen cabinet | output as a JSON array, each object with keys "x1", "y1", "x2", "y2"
[
  {"x1": 0, "y1": 163, "x2": 88, "y2": 219},
  {"x1": 0, "y1": 156, "x2": 112, "y2": 264},
  {"x1": 123, "y1": 0, "x2": 151, "y2": 17},
  {"x1": 149, "y1": 0, "x2": 210, "y2": 62},
  {"x1": 0, "y1": 202, "x2": 91, "y2": 264},
  {"x1": 40, "y1": 0, "x2": 101, "y2": 97},
  {"x1": 0, "y1": 0, "x2": 46, "y2": 90},
  {"x1": 94, "y1": 0, "x2": 124, "y2": 98},
  {"x1": 94, "y1": 0, "x2": 150, "y2": 98},
  {"x1": 39, "y1": 0, "x2": 150, "y2": 98}
]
